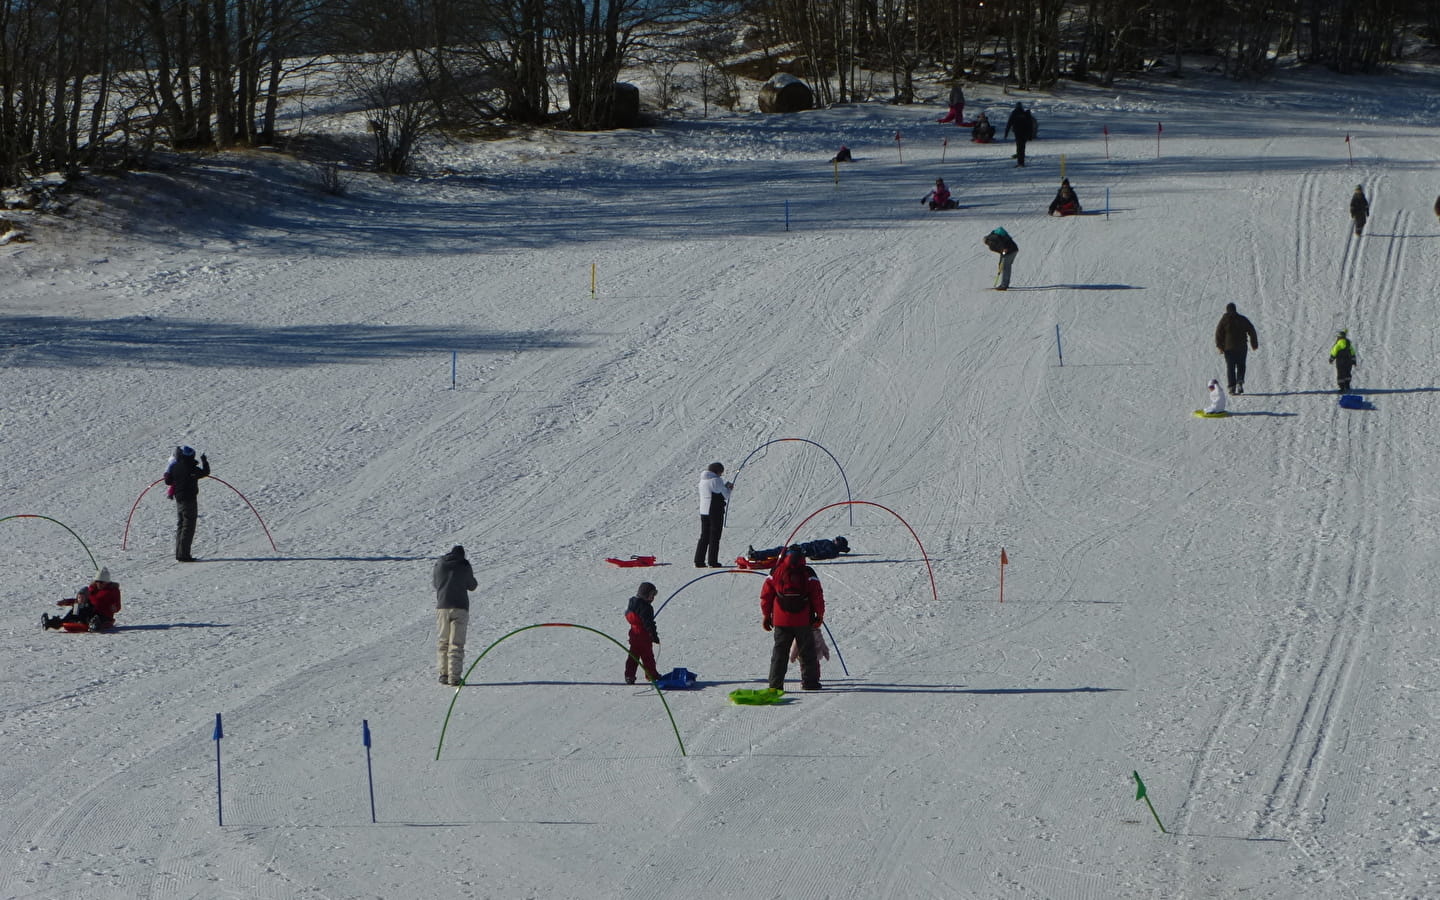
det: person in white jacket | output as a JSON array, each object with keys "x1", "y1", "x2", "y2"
[
  {"x1": 1204, "y1": 379, "x2": 1228, "y2": 415},
  {"x1": 694, "y1": 462, "x2": 733, "y2": 568}
]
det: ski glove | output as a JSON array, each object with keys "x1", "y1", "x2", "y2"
[{"x1": 762, "y1": 616, "x2": 773, "y2": 632}]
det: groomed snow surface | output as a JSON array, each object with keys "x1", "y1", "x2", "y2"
[{"x1": 4, "y1": 64, "x2": 1440, "y2": 898}]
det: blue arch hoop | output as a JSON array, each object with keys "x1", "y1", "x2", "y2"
[{"x1": 732, "y1": 438, "x2": 854, "y2": 526}]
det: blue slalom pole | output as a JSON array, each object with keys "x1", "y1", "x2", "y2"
[
  {"x1": 821, "y1": 621, "x2": 850, "y2": 676},
  {"x1": 213, "y1": 713, "x2": 224, "y2": 826},
  {"x1": 785, "y1": 200, "x2": 790, "y2": 232},
  {"x1": 451, "y1": 352, "x2": 457, "y2": 389},
  {"x1": 1056, "y1": 324, "x2": 1064, "y2": 366},
  {"x1": 362, "y1": 720, "x2": 377, "y2": 824},
  {"x1": 1105, "y1": 188, "x2": 1110, "y2": 220}
]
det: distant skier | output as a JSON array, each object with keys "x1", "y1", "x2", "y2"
[
  {"x1": 984, "y1": 227, "x2": 1019, "y2": 290},
  {"x1": 830, "y1": 144, "x2": 852, "y2": 163},
  {"x1": 1203, "y1": 379, "x2": 1228, "y2": 415},
  {"x1": 936, "y1": 83, "x2": 966, "y2": 126},
  {"x1": 1214, "y1": 302, "x2": 1259, "y2": 395},
  {"x1": 1004, "y1": 103, "x2": 1036, "y2": 167},
  {"x1": 1350, "y1": 185, "x2": 1369, "y2": 236},
  {"x1": 163, "y1": 446, "x2": 210, "y2": 562},
  {"x1": 1330, "y1": 330, "x2": 1358, "y2": 392},
  {"x1": 922, "y1": 178, "x2": 957, "y2": 211},
  {"x1": 1048, "y1": 178, "x2": 1081, "y2": 216},
  {"x1": 971, "y1": 113, "x2": 995, "y2": 143}
]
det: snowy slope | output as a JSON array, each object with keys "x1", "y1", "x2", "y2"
[{"x1": 2, "y1": 63, "x2": 1440, "y2": 899}]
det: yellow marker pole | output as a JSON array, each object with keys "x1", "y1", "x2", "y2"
[
  {"x1": 1060, "y1": 153, "x2": 1067, "y2": 180},
  {"x1": 590, "y1": 263, "x2": 596, "y2": 299}
]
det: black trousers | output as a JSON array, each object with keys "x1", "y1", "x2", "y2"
[
  {"x1": 1335, "y1": 358, "x2": 1354, "y2": 389},
  {"x1": 1223, "y1": 349, "x2": 1248, "y2": 389},
  {"x1": 695, "y1": 514, "x2": 723, "y2": 567},
  {"x1": 175, "y1": 497, "x2": 198, "y2": 559},
  {"x1": 768, "y1": 626, "x2": 820, "y2": 690},
  {"x1": 1015, "y1": 137, "x2": 1029, "y2": 165}
]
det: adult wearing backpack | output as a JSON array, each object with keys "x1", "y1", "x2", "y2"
[
  {"x1": 760, "y1": 548, "x2": 825, "y2": 691},
  {"x1": 1004, "y1": 102, "x2": 1036, "y2": 167},
  {"x1": 694, "y1": 462, "x2": 733, "y2": 568},
  {"x1": 163, "y1": 445, "x2": 210, "y2": 562}
]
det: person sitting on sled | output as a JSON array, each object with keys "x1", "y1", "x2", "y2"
[
  {"x1": 1203, "y1": 379, "x2": 1228, "y2": 415},
  {"x1": 43, "y1": 568, "x2": 122, "y2": 631},
  {"x1": 830, "y1": 144, "x2": 852, "y2": 163},
  {"x1": 971, "y1": 113, "x2": 995, "y2": 143},
  {"x1": 922, "y1": 178, "x2": 957, "y2": 211},
  {"x1": 1048, "y1": 179, "x2": 1082, "y2": 217}
]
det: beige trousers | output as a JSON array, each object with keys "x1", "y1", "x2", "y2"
[{"x1": 436, "y1": 608, "x2": 469, "y2": 681}]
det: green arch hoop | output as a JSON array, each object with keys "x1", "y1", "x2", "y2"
[
  {"x1": 435, "y1": 622, "x2": 686, "y2": 759},
  {"x1": 1, "y1": 514, "x2": 98, "y2": 572}
]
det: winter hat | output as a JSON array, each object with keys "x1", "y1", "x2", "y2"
[
  {"x1": 637, "y1": 581, "x2": 657, "y2": 598},
  {"x1": 1336, "y1": 329, "x2": 1347, "y2": 338},
  {"x1": 180, "y1": 446, "x2": 196, "y2": 457},
  {"x1": 992, "y1": 227, "x2": 1009, "y2": 236},
  {"x1": 707, "y1": 462, "x2": 724, "y2": 474},
  {"x1": 1225, "y1": 302, "x2": 1237, "y2": 313},
  {"x1": 96, "y1": 567, "x2": 111, "y2": 582},
  {"x1": 1208, "y1": 379, "x2": 1220, "y2": 390},
  {"x1": 450, "y1": 545, "x2": 465, "y2": 557}
]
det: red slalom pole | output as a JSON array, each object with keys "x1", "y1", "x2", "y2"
[{"x1": 999, "y1": 548, "x2": 1008, "y2": 602}]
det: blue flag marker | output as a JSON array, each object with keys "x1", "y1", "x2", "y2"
[{"x1": 213, "y1": 713, "x2": 224, "y2": 826}]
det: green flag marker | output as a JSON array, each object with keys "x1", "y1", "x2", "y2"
[{"x1": 1132, "y1": 771, "x2": 1166, "y2": 833}]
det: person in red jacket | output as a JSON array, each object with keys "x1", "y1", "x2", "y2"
[
  {"x1": 43, "y1": 568, "x2": 122, "y2": 631},
  {"x1": 760, "y1": 548, "x2": 825, "y2": 691},
  {"x1": 623, "y1": 582, "x2": 661, "y2": 685}
]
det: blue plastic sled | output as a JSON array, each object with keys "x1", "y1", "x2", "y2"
[
  {"x1": 655, "y1": 668, "x2": 699, "y2": 690},
  {"x1": 1339, "y1": 394, "x2": 1373, "y2": 410}
]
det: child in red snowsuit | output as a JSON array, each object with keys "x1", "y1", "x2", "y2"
[{"x1": 623, "y1": 582, "x2": 660, "y2": 684}]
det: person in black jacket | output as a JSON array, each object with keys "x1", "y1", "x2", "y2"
[
  {"x1": 1350, "y1": 185, "x2": 1369, "y2": 236},
  {"x1": 1214, "y1": 303, "x2": 1259, "y2": 394},
  {"x1": 433, "y1": 545, "x2": 478, "y2": 685},
  {"x1": 1004, "y1": 103, "x2": 1037, "y2": 167},
  {"x1": 163, "y1": 445, "x2": 210, "y2": 562},
  {"x1": 984, "y1": 228, "x2": 1019, "y2": 290}
]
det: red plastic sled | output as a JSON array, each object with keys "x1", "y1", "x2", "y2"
[
  {"x1": 60, "y1": 621, "x2": 91, "y2": 633},
  {"x1": 606, "y1": 556, "x2": 658, "y2": 568},
  {"x1": 734, "y1": 555, "x2": 778, "y2": 570}
]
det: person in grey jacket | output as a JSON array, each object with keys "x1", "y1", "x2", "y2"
[{"x1": 433, "y1": 545, "x2": 478, "y2": 685}]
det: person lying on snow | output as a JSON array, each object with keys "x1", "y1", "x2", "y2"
[
  {"x1": 43, "y1": 568, "x2": 122, "y2": 632},
  {"x1": 748, "y1": 536, "x2": 851, "y2": 563},
  {"x1": 1048, "y1": 179, "x2": 1081, "y2": 217},
  {"x1": 922, "y1": 178, "x2": 958, "y2": 211}
]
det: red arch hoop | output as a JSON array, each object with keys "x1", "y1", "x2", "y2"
[{"x1": 784, "y1": 500, "x2": 938, "y2": 603}]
